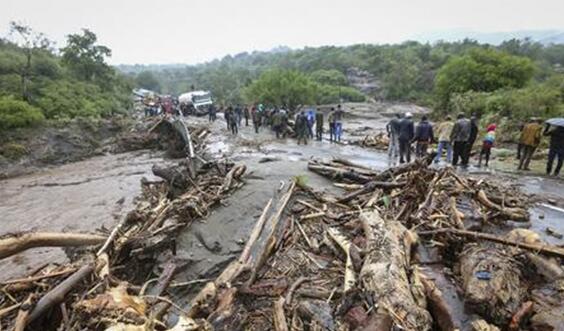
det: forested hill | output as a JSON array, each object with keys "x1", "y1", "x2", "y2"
[
  {"x1": 119, "y1": 39, "x2": 564, "y2": 119},
  {"x1": 0, "y1": 24, "x2": 131, "y2": 132}
]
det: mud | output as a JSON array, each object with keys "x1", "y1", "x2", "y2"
[
  {"x1": 0, "y1": 150, "x2": 173, "y2": 280},
  {"x1": 0, "y1": 117, "x2": 134, "y2": 179},
  {"x1": 1, "y1": 101, "x2": 562, "y2": 299}
]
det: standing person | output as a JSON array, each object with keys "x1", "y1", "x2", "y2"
[
  {"x1": 544, "y1": 122, "x2": 564, "y2": 176},
  {"x1": 280, "y1": 109, "x2": 288, "y2": 138},
  {"x1": 434, "y1": 115, "x2": 454, "y2": 163},
  {"x1": 208, "y1": 105, "x2": 216, "y2": 122},
  {"x1": 272, "y1": 109, "x2": 282, "y2": 138},
  {"x1": 306, "y1": 109, "x2": 315, "y2": 139},
  {"x1": 334, "y1": 105, "x2": 344, "y2": 142},
  {"x1": 398, "y1": 112, "x2": 415, "y2": 163},
  {"x1": 229, "y1": 109, "x2": 239, "y2": 135},
  {"x1": 478, "y1": 124, "x2": 496, "y2": 167},
  {"x1": 315, "y1": 110, "x2": 324, "y2": 141},
  {"x1": 328, "y1": 108, "x2": 336, "y2": 143},
  {"x1": 413, "y1": 115, "x2": 434, "y2": 158},
  {"x1": 252, "y1": 106, "x2": 260, "y2": 134},
  {"x1": 451, "y1": 113, "x2": 471, "y2": 167},
  {"x1": 386, "y1": 114, "x2": 401, "y2": 161},
  {"x1": 235, "y1": 105, "x2": 243, "y2": 127},
  {"x1": 295, "y1": 111, "x2": 308, "y2": 145},
  {"x1": 463, "y1": 114, "x2": 479, "y2": 166},
  {"x1": 244, "y1": 106, "x2": 250, "y2": 127},
  {"x1": 516, "y1": 122, "x2": 526, "y2": 160},
  {"x1": 517, "y1": 118, "x2": 543, "y2": 171},
  {"x1": 224, "y1": 106, "x2": 232, "y2": 130}
]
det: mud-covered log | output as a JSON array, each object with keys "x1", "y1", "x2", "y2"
[
  {"x1": 421, "y1": 277, "x2": 457, "y2": 331},
  {"x1": 476, "y1": 190, "x2": 528, "y2": 222},
  {"x1": 28, "y1": 263, "x2": 94, "y2": 324},
  {"x1": 307, "y1": 162, "x2": 373, "y2": 184},
  {"x1": 0, "y1": 232, "x2": 106, "y2": 260},
  {"x1": 458, "y1": 244, "x2": 525, "y2": 325},
  {"x1": 359, "y1": 210, "x2": 432, "y2": 330}
]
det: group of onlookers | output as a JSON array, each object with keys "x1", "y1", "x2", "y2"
[
  {"x1": 219, "y1": 104, "x2": 347, "y2": 146},
  {"x1": 386, "y1": 113, "x2": 563, "y2": 176}
]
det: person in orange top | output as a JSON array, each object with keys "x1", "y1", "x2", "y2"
[{"x1": 517, "y1": 118, "x2": 543, "y2": 171}]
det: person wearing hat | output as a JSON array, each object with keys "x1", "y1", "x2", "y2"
[
  {"x1": 478, "y1": 124, "x2": 496, "y2": 167},
  {"x1": 450, "y1": 113, "x2": 471, "y2": 167},
  {"x1": 398, "y1": 112, "x2": 415, "y2": 163},
  {"x1": 518, "y1": 118, "x2": 543, "y2": 171}
]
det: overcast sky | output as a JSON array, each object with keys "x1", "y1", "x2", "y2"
[{"x1": 3, "y1": 0, "x2": 564, "y2": 65}]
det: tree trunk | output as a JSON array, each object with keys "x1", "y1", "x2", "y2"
[
  {"x1": 0, "y1": 232, "x2": 106, "y2": 260},
  {"x1": 359, "y1": 211, "x2": 432, "y2": 331}
]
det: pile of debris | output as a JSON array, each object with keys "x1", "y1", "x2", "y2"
[
  {"x1": 352, "y1": 132, "x2": 389, "y2": 150},
  {"x1": 177, "y1": 156, "x2": 563, "y2": 331},
  {"x1": 0, "y1": 124, "x2": 244, "y2": 331}
]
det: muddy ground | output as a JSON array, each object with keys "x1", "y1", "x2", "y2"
[
  {"x1": 0, "y1": 102, "x2": 562, "y2": 304},
  {"x1": 0, "y1": 117, "x2": 136, "y2": 179}
]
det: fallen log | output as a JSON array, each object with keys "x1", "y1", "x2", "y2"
[
  {"x1": 0, "y1": 232, "x2": 106, "y2": 260},
  {"x1": 476, "y1": 190, "x2": 528, "y2": 222},
  {"x1": 359, "y1": 210, "x2": 432, "y2": 330},
  {"x1": 458, "y1": 244, "x2": 525, "y2": 325},
  {"x1": 418, "y1": 228, "x2": 564, "y2": 258},
  {"x1": 339, "y1": 180, "x2": 406, "y2": 203},
  {"x1": 28, "y1": 263, "x2": 94, "y2": 324}
]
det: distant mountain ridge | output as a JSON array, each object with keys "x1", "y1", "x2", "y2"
[{"x1": 412, "y1": 29, "x2": 564, "y2": 45}]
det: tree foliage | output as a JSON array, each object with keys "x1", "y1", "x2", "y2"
[
  {"x1": 243, "y1": 70, "x2": 317, "y2": 110},
  {"x1": 434, "y1": 48, "x2": 535, "y2": 110},
  {"x1": 135, "y1": 71, "x2": 161, "y2": 92},
  {"x1": 0, "y1": 25, "x2": 131, "y2": 132},
  {"x1": 60, "y1": 29, "x2": 112, "y2": 84}
]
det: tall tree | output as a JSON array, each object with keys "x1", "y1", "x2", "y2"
[
  {"x1": 9, "y1": 21, "x2": 51, "y2": 102},
  {"x1": 60, "y1": 29, "x2": 112, "y2": 84}
]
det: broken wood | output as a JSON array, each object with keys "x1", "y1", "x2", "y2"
[
  {"x1": 359, "y1": 210, "x2": 432, "y2": 330},
  {"x1": 0, "y1": 232, "x2": 106, "y2": 260},
  {"x1": 419, "y1": 228, "x2": 564, "y2": 258},
  {"x1": 28, "y1": 263, "x2": 94, "y2": 324},
  {"x1": 273, "y1": 297, "x2": 289, "y2": 331}
]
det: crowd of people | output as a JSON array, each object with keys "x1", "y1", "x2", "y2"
[
  {"x1": 218, "y1": 104, "x2": 346, "y2": 145},
  {"x1": 386, "y1": 113, "x2": 563, "y2": 176}
]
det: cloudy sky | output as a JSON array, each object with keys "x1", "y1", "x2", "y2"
[{"x1": 2, "y1": 0, "x2": 563, "y2": 64}]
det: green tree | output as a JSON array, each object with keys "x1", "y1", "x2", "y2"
[
  {"x1": 9, "y1": 22, "x2": 51, "y2": 102},
  {"x1": 135, "y1": 71, "x2": 161, "y2": 92},
  {"x1": 243, "y1": 69, "x2": 317, "y2": 110},
  {"x1": 434, "y1": 48, "x2": 535, "y2": 110},
  {"x1": 60, "y1": 29, "x2": 112, "y2": 83}
]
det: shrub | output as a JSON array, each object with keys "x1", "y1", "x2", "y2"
[{"x1": 0, "y1": 96, "x2": 44, "y2": 130}]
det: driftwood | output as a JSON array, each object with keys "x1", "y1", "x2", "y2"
[
  {"x1": 458, "y1": 244, "x2": 525, "y2": 325},
  {"x1": 28, "y1": 263, "x2": 94, "y2": 324},
  {"x1": 273, "y1": 297, "x2": 289, "y2": 331},
  {"x1": 419, "y1": 228, "x2": 564, "y2": 258},
  {"x1": 476, "y1": 190, "x2": 528, "y2": 222},
  {"x1": 359, "y1": 210, "x2": 432, "y2": 330},
  {"x1": 0, "y1": 232, "x2": 106, "y2": 260}
]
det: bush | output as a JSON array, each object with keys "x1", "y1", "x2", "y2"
[
  {"x1": 0, "y1": 142, "x2": 28, "y2": 160},
  {"x1": 0, "y1": 96, "x2": 44, "y2": 130},
  {"x1": 315, "y1": 84, "x2": 365, "y2": 104}
]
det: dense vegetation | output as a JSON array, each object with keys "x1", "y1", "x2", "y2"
[
  {"x1": 0, "y1": 23, "x2": 131, "y2": 131},
  {"x1": 124, "y1": 39, "x2": 564, "y2": 120}
]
